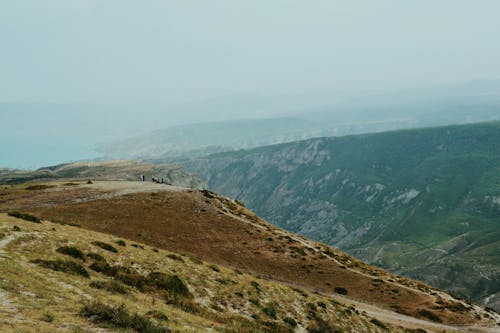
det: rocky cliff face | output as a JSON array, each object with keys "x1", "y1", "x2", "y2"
[{"x1": 182, "y1": 122, "x2": 500, "y2": 311}]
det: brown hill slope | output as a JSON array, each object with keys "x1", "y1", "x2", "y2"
[{"x1": 1, "y1": 180, "x2": 499, "y2": 332}]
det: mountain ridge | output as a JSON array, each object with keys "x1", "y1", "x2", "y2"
[{"x1": 181, "y1": 120, "x2": 500, "y2": 311}]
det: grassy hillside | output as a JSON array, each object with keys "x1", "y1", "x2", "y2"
[
  {"x1": 0, "y1": 213, "x2": 392, "y2": 333},
  {"x1": 0, "y1": 180, "x2": 497, "y2": 332},
  {"x1": 182, "y1": 121, "x2": 500, "y2": 311}
]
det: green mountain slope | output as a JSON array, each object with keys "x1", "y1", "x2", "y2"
[{"x1": 183, "y1": 121, "x2": 500, "y2": 311}]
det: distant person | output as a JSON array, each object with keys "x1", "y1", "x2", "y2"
[
  {"x1": 141, "y1": 174, "x2": 145, "y2": 182},
  {"x1": 161, "y1": 178, "x2": 164, "y2": 184}
]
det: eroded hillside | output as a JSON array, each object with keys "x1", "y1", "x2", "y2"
[{"x1": 182, "y1": 121, "x2": 500, "y2": 311}]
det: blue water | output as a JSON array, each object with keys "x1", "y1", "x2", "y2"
[{"x1": 0, "y1": 131, "x2": 100, "y2": 170}]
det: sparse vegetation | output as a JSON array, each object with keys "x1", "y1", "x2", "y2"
[
  {"x1": 262, "y1": 303, "x2": 277, "y2": 319},
  {"x1": 91, "y1": 241, "x2": 118, "y2": 253},
  {"x1": 8, "y1": 211, "x2": 41, "y2": 223},
  {"x1": 145, "y1": 310, "x2": 169, "y2": 322},
  {"x1": 417, "y1": 309, "x2": 442, "y2": 323},
  {"x1": 116, "y1": 239, "x2": 126, "y2": 246},
  {"x1": 87, "y1": 252, "x2": 105, "y2": 261},
  {"x1": 56, "y1": 246, "x2": 86, "y2": 261},
  {"x1": 25, "y1": 184, "x2": 55, "y2": 190},
  {"x1": 283, "y1": 316, "x2": 297, "y2": 327},
  {"x1": 166, "y1": 253, "x2": 184, "y2": 262},
  {"x1": 80, "y1": 301, "x2": 170, "y2": 333},
  {"x1": 147, "y1": 272, "x2": 191, "y2": 297},
  {"x1": 90, "y1": 280, "x2": 128, "y2": 294},
  {"x1": 31, "y1": 259, "x2": 90, "y2": 278},
  {"x1": 370, "y1": 318, "x2": 387, "y2": 329},
  {"x1": 40, "y1": 311, "x2": 55, "y2": 323}
]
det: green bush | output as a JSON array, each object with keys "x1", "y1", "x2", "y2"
[
  {"x1": 283, "y1": 316, "x2": 297, "y2": 327},
  {"x1": 116, "y1": 240, "x2": 126, "y2": 247},
  {"x1": 32, "y1": 259, "x2": 89, "y2": 278},
  {"x1": 80, "y1": 301, "x2": 170, "y2": 333},
  {"x1": 56, "y1": 246, "x2": 86, "y2": 261},
  {"x1": 91, "y1": 241, "x2": 118, "y2": 253},
  {"x1": 262, "y1": 303, "x2": 277, "y2": 319},
  {"x1": 148, "y1": 272, "x2": 191, "y2": 297},
  {"x1": 8, "y1": 211, "x2": 41, "y2": 223},
  {"x1": 87, "y1": 252, "x2": 106, "y2": 262}
]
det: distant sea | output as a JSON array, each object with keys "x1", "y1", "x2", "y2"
[{"x1": 0, "y1": 131, "x2": 100, "y2": 170}]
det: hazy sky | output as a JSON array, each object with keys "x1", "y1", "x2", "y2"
[
  {"x1": 2, "y1": 0, "x2": 500, "y2": 103},
  {"x1": 1, "y1": 1, "x2": 500, "y2": 168}
]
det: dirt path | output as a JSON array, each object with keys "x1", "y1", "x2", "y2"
[{"x1": 0, "y1": 232, "x2": 21, "y2": 315}]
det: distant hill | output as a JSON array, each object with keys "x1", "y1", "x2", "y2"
[
  {"x1": 96, "y1": 81, "x2": 500, "y2": 161},
  {"x1": 0, "y1": 180, "x2": 498, "y2": 331},
  {"x1": 0, "y1": 160, "x2": 207, "y2": 189},
  {"x1": 183, "y1": 121, "x2": 500, "y2": 311}
]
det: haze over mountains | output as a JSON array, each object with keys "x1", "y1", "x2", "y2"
[{"x1": 97, "y1": 80, "x2": 500, "y2": 161}]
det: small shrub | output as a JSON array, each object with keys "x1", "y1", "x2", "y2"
[
  {"x1": 370, "y1": 318, "x2": 387, "y2": 329},
  {"x1": 26, "y1": 184, "x2": 55, "y2": 190},
  {"x1": 91, "y1": 241, "x2": 118, "y2": 253},
  {"x1": 119, "y1": 271, "x2": 147, "y2": 290},
  {"x1": 57, "y1": 246, "x2": 86, "y2": 261},
  {"x1": 201, "y1": 190, "x2": 215, "y2": 199},
  {"x1": 262, "y1": 303, "x2": 277, "y2": 319},
  {"x1": 317, "y1": 301, "x2": 327, "y2": 309},
  {"x1": 87, "y1": 252, "x2": 105, "y2": 262},
  {"x1": 131, "y1": 243, "x2": 144, "y2": 249},
  {"x1": 116, "y1": 240, "x2": 126, "y2": 247},
  {"x1": 12, "y1": 225, "x2": 21, "y2": 231},
  {"x1": 209, "y1": 264, "x2": 220, "y2": 272},
  {"x1": 89, "y1": 261, "x2": 120, "y2": 276},
  {"x1": 8, "y1": 211, "x2": 41, "y2": 223},
  {"x1": 90, "y1": 280, "x2": 128, "y2": 294},
  {"x1": 166, "y1": 254, "x2": 184, "y2": 262},
  {"x1": 250, "y1": 281, "x2": 261, "y2": 292},
  {"x1": 417, "y1": 309, "x2": 442, "y2": 323},
  {"x1": 32, "y1": 259, "x2": 89, "y2": 278},
  {"x1": 283, "y1": 316, "x2": 297, "y2": 327},
  {"x1": 146, "y1": 310, "x2": 169, "y2": 322},
  {"x1": 80, "y1": 301, "x2": 170, "y2": 333},
  {"x1": 148, "y1": 272, "x2": 191, "y2": 297},
  {"x1": 334, "y1": 287, "x2": 348, "y2": 295}
]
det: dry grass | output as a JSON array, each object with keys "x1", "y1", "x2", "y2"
[{"x1": 0, "y1": 212, "x2": 402, "y2": 333}]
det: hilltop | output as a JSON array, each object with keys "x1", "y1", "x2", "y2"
[
  {"x1": 182, "y1": 121, "x2": 500, "y2": 311},
  {"x1": 0, "y1": 161, "x2": 206, "y2": 189},
  {"x1": 0, "y1": 180, "x2": 499, "y2": 332}
]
